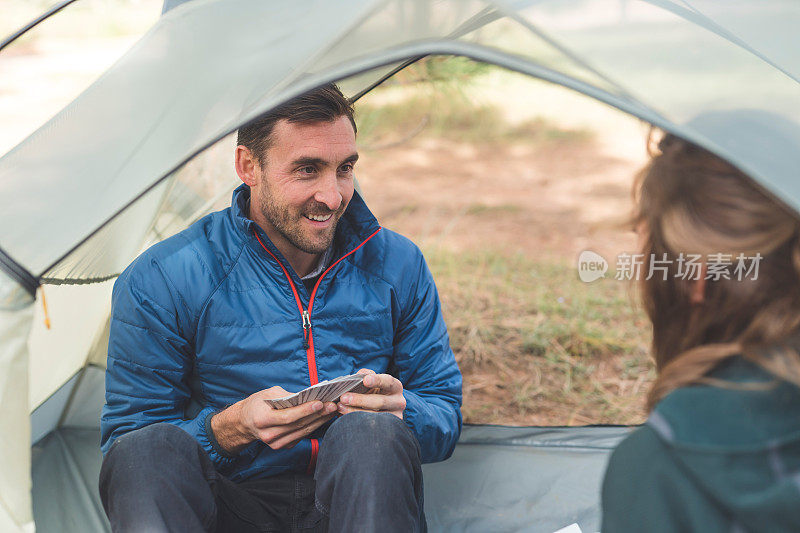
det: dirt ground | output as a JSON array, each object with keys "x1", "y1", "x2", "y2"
[{"x1": 359, "y1": 135, "x2": 638, "y2": 260}]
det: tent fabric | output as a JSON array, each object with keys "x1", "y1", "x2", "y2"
[
  {"x1": 30, "y1": 364, "x2": 107, "y2": 448},
  {"x1": 32, "y1": 429, "x2": 107, "y2": 533},
  {"x1": 28, "y1": 137, "x2": 236, "y2": 415},
  {"x1": 2, "y1": 0, "x2": 800, "y2": 286},
  {"x1": 424, "y1": 426, "x2": 631, "y2": 532},
  {"x1": 30, "y1": 371, "x2": 81, "y2": 446},
  {"x1": 30, "y1": 423, "x2": 630, "y2": 533},
  {"x1": 28, "y1": 282, "x2": 113, "y2": 412},
  {"x1": 0, "y1": 273, "x2": 35, "y2": 533},
  {"x1": 29, "y1": 365, "x2": 107, "y2": 532}
]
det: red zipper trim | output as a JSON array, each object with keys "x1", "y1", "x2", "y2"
[
  {"x1": 307, "y1": 439, "x2": 319, "y2": 473},
  {"x1": 252, "y1": 225, "x2": 382, "y2": 471},
  {"x1": 252, "y1": 230, "x2": 309, "y2": 348},
  {"x1": 307, "y1": 227, "x2": 382, "y2": 314},
  {"x1": 303, "y1": 226, "x2": 382, "y2": 387}
]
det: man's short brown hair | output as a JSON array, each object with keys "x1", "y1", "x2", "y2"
[{"x1": 236, "y1": 83, "x2": 356, "y2": 167}]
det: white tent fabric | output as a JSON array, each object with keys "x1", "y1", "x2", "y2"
[
  {"x1": 29, "y1": 283, "x2": 113, "y2": 412},
  {"x1": 0, "y1": 274, "x2": 35, "y2": 533},
  {"x1": 2, "y1": 0, "x2": 800, "y2": 530}
]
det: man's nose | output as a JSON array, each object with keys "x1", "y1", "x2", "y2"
[{"x1": 314, "y1": 171, "x2": 343, "y2": 211}]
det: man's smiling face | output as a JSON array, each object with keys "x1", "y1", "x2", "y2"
[{"x1": 249, "y1": 116, "x2": 358, "y2": 257}]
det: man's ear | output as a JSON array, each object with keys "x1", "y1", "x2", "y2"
[
  {"x1": 690, "y1": 266, "x2": 707, "y2": 305},
  {"x1": 235, "y1": 145, "x2": 259, "y2": 186}
]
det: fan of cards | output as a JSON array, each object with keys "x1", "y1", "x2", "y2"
[{"x1": 264, "y1": 374, "x2": 372, "y2": 409}]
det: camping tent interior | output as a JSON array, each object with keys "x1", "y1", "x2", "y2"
[{"x1": 2, "y1": 0, "x2": 800, "y2": 531}]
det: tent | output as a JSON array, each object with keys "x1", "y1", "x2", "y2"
[{"x1": 2, "y1": 0, "x2": 800, "y2": 530}]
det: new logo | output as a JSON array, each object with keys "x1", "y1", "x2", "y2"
[{"x1": 577, "y1": 250, "x2": 607, "y2": 283}]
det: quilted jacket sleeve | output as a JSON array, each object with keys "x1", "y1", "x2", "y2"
[
  {"x1": 99, "y1": 255, "x2": 235, "y2": 469},
  {"x1": 393, "y1": 247, "x2": 463, "y2": 463}
]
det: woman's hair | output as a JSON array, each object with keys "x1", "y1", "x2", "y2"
[{"x1": 634, "y1": 131, "x2": 800, "y2": 410}]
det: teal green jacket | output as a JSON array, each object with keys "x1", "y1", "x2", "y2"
[{"x1": 602, "y1": 357, "x2": 800, "y2": 532}]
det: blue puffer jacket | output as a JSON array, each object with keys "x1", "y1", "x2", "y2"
[{"x1": 100, "y1": 184, "x2": 462, "y2": 481}]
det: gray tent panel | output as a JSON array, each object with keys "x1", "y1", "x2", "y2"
[
  {"x1": 31, "y1": 424, "x2": 629, "y2": 533},
  {"x1": 61, "y1": 366, "x2": 108, "y2": 429},
  {"x1": 30, "y1": 366, "x2": 108, "y2": 446},
  {"x1": 30, "y1": 372, "x2": 80, "y2": 445},
  {"x1": 424, "y1": 426, "x2": 630, "y2": 532},
  {"x1": 30, "y1": 366, "x2": 109, "y2": 531},
  {"x1": 32, "y1": 429, "x2": 108, "y2": 533}
]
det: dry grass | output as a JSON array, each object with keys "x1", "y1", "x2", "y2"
[
  {"x1": 424, "y1": 247, "x2": 653, "y2": 425},
  {"x1": 356, "y1": 58, "x2": 655, "y2": 426},
  {"x1": 356, "y1": 93, "x2": 593, "y2": 148}
]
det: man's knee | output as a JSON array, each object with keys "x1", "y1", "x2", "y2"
[
  {"x1": 99, "y1": 423, "x2": 218, "y2": 529},
  {"x1": 99, "y1": 423, "x2": 213, "y2": 492},
  {"x1": 100, "y1": 423, "x2": 213, "y2": 504},
  {"x1": 315, "y1": 413, "x2": 424, "y2": 527},
  {"x1": 102, "y1": 423, "x2": 202, "y2": 476},
  {"x1": 328, "y1": 411, "x2": 407, "y2": 435},
  {"x1": 323, "y1": 412, "x2": 420, "y2": 463}
]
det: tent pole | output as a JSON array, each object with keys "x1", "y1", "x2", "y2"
[{"x1": 0, "y1": 0, "x2": 82, "y2": 54}]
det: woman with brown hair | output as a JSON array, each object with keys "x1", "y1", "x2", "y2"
[{"x1": 601, "y1": 133, "x2": 800, "y2": 532}]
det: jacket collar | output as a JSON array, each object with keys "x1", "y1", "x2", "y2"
[{"x1": 229, "y1": 183, "x2": 380, "y2": 268}]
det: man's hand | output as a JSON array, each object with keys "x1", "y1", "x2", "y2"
[
  {"x1": 211, "y1": 386, "x2": 338, "y2": 455},
  {"x1": 337, "y1": 369, "x2": 406, "y2": 419}
]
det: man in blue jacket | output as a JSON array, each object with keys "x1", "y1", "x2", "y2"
[{"x1": 98, "y1": 84, "x2": 463, "y2": 532}]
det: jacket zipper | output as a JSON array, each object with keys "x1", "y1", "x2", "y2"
[
  {"x1": 253, "y1": 226, "x2": 382, "y2": 471},
  {"x1": 301, "y1": 310, "x2": 311, "y2": 349}
]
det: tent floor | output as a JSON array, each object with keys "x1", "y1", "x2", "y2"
[{"x1": 32, "y1": 424, "x2": 629, "y2": 532}]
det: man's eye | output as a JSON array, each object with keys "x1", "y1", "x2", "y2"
[
  {"x1": 299, "y1": 166, "x2": 316, "y2": 175},
  {"x1": 339, "y1": 164, "x2": 353, "y2": 173}
]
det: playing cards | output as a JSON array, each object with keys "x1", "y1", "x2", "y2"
[{"x1": 264, "y1": 373, "x2": 371, "y2": 409}]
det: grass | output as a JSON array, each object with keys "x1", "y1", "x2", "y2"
[
  {"x1": 423, "y1": 245, "x2": 654, "y2": 425},
  {"x1": 355, "y1": 57, "x2": 593, "y2": 148},
  {"x1": 356, "y1": 95, "x2": 593, "y2": 147}
]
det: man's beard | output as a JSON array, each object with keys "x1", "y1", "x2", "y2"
[{"x1": 258, "y1": 193, "x2": 343, "y2": 255}]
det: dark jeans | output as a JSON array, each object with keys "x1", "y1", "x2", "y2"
[{"x1": 99, "y1": 412, "x2": 425, "y2": 532}]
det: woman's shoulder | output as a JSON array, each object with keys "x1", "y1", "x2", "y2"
[
  {"x1": 603, "y1": 424, "x2": 670, "y2": 491},
  {"x1": 601, "y1": 424, "x2": 695, "y2": 532},
  {"x1": 602, "y1": 360, "x2": 800, "y2": 532},
  {"x1": 652, "y1": 356, "x2": 800, "y2": 449}
]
